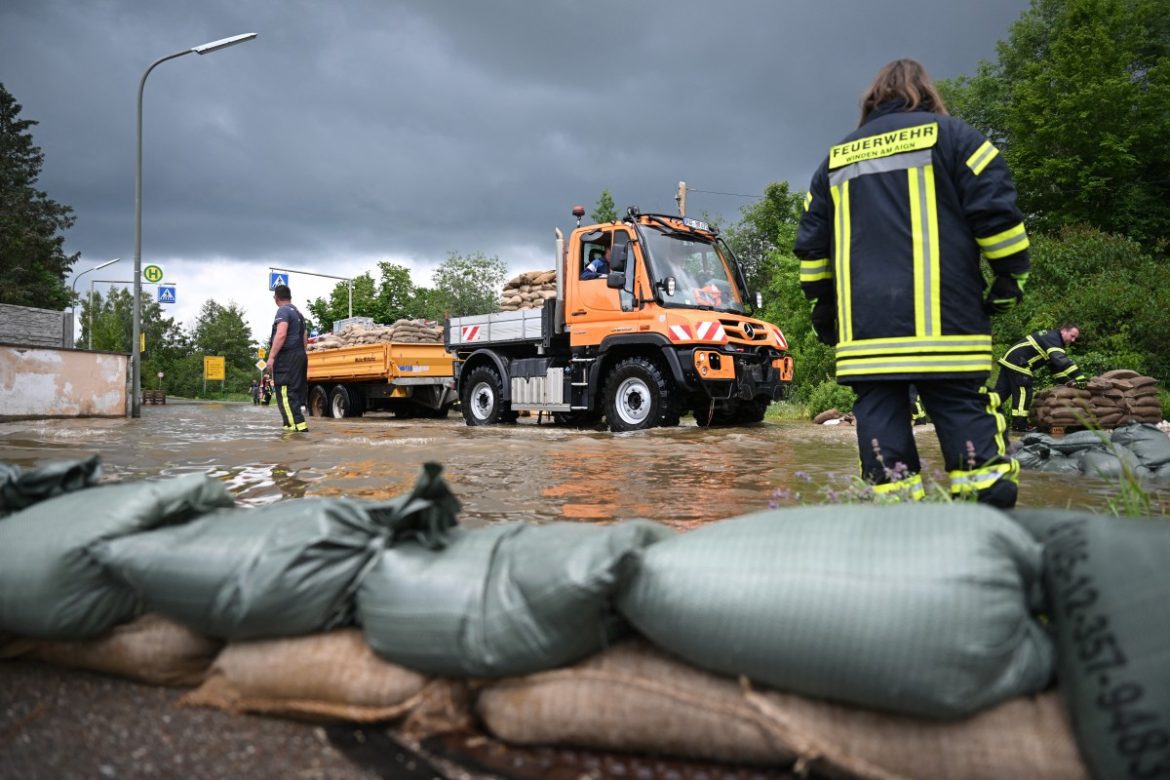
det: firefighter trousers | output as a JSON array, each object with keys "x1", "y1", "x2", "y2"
[
  {"x1": 273, "y1": 352, "x2": 309, "y2": 432},
  {"x1": 992, "y1": 368, "x2": 1034, "y2": 432},
  {"x1": 851, "y1": 377, "x2": 1018, "y2": 508}
]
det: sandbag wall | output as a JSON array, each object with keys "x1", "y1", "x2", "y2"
[
  {"x1": 1015, "y1": 422, "x2": 1170, "y2": 481},
  {"x1": 9, "y1": 457, "x2": 1170, "y2": 779},
  {"x1": 1030, "y1": 370, "x2": 1163, "y2": 430},
  {"x1": 500, "y1": 270, "x2": 556, "y2": 311},
  {"x1": 307, "y1": 319, "x2": 443, "y2": 351}
]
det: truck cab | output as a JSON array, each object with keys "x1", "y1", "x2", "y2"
[{"x1": 447, "y1": 207, "x2": 793, "y2": 431}]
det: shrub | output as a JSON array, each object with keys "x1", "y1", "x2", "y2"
[{"x1": 805, "y1": 380, "x2": 856, "y2": 417}]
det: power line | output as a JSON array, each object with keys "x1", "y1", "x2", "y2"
[{"x1": 685, "y1": 187, "x2": 764, "y2": 200}]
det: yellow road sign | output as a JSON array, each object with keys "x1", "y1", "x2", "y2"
[
  {"x1": 258, "y1": 346, "x2": 267, "y2": 359},
  {"x1": 143, "y1": 264, "x2": 165, "y2": 283},
  {"x1": 203, "y1": 355, "x2": 226, "y2": 381}
]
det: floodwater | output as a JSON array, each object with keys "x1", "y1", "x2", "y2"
[{"x1": 0, "y1": 400, "x2": 1147, "y2": 527}]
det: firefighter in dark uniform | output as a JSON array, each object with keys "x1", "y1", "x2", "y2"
[
  {"x1": 266, "y1": 284, "x2": 309, "y2": 432},
  {"x1": 994, "y1": 325, "x2": 1085, "y2": 432},
  {"x1": 794, "y1": 59, "x2": 1031, "y2": 508}
]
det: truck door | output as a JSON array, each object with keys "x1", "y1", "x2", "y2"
[{"x1": 573, "y1": 228, "x2": 631, "y2": 314}]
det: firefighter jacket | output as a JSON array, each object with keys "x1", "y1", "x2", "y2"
[
  {"x1": 998, "y1": 329, "x2": 1085, "y2": 382},
  {"x1": 795, "y1": 101, "x2": 1031, "y2": 382}
]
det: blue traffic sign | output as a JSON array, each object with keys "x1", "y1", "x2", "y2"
[
  {"x1": 269, "y1": 272, "x2": 289, "y2": 290},
  {"x1": 157, "y1": 285, "x2": 176, "y2": 304}
]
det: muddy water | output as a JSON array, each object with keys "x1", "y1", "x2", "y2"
[{"x1": 0, "y1": 400, "x2": 1149, "y2": 527}]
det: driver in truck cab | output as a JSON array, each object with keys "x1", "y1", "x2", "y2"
[{"x1": 580, "y1": 246, "x2": 611, "y2": 280}]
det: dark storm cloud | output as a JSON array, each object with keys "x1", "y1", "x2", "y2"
[{"x1": 1, "y1": 0, "x2": 1030, "y2": 272}]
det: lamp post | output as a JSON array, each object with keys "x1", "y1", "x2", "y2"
[
  {"x1": 133, "y1": 32, "x2": 257, "y2": 417},
  {"x1": 70, "y1": 258, "x2": 120, "y2": 344}
]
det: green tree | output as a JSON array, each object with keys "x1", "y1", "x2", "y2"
[
  {"x1": 0, "y1": 83, "x2": 78, "y2": 309},
  {"x1": 590, "y1": 190, "x2": 617, "y2": 223},
  {"x1": 431, "y1": 252, "x2": 506, "y2": 317},
  {"x1": 78, "y1": 286, "x2": 177, "y2": 357},
  {"x1": 191, "y1": 299, "x2": 255, "y2": 371},
  {"x1": 940, "y1": 0, "x2": 1170, "y2": 246},
  {"x1": 377, "y1": 261, "x2": 418, "y2": 322},
  {"x1": 721, "y1": 182, "x2": 804, "y2": 292},
  {"x1": 308, "y1": 272, "x2": 384, "y2": 332}
]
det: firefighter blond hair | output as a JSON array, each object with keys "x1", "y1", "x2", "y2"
[{"x1": 859, "y1": 59, "x2": 949, "y2": 126}]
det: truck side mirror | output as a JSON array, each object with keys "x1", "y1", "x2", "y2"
[
  {"x1": 607, "y1": 272, "x2": 626, "y2": 289},
  {"x1": 610, "y1": 243, "x2": 629, "y2": 273}
]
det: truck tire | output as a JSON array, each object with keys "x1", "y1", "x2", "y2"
[
  {"x1": 736, "y1": 398, "x2": 770, "y2": 424},
  {"x1": 462, "y1": 366, "x2": 508, "y2": 425},
  {"x1": 309, "y1": 385, "x2": 331, "y2": 418},
  {"x1": 330, "y1": 385, "x2": 362, "y2": 418},
  {"x1": 604, "y1": 357, "x2": 670, "y2": 432}
]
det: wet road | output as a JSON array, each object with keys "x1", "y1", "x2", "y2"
[{"x1": 0, "y1": 400, "x2": 1138, "y2": 524}]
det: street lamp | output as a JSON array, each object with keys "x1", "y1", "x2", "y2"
[
  {"x1": 133, "y1": 32, "x2": 257, "y2": 418},
  {"x1": 70, "y1": 258, "x2": 120, "y2": 344}
]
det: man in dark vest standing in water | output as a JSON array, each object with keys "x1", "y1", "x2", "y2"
[{"x1": 266, "y1": 284, "x2": 309, "y2": 432}]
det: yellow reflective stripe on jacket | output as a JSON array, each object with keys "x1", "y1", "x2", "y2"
[
  {"x1": 837, "y1": 354, "x2": 993, "y2": 377},
  {"x1": 976, "y1": 222, "x2": 1029, "y2": 259},
  {"x1": 965, "y1": 140, "x2": 1000, "y2": 175},
  {"x1": 908, "y1": 164, "x2": 941, "y2": 337},
  {"x1": 799, "y1": 258, "x2": 832, "y2": 283},
  {"x1": 803, "y1": 192, "x2": 813, "y2": 211},
  {"x1": 831, "y1": 181, "x2": 852, "y2": 343},
  {"x1": 949, "y1": 460, "x2": 1019, "y2": 495},
  {"x1": 836, "y1": 334, "x2": 992, "y2": 355},
  {"x1": 829, "y1": 122, "x2": 938, "y2": 170},
  {"x1": 872, "y1": 473, "x2": 925, "y2": 501}
]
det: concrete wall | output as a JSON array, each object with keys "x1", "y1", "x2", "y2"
[
  {"x1": 0, "y1": 345, "x2": 128, "y2": 419},
  {"x1": 0, "y1": 304, "x2": 74, "y2": 349}
]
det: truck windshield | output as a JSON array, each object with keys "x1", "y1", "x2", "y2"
[{"x1": 640, "y1": 227, "x2": 746, "y2": 313}]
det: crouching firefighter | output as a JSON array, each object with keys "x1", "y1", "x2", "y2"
[
  {"x1": 794, "y1": 59, "x2": 1029, "y2": 508},
  {"x1": 993, "y1": 325, "x2": 1085, "y2": 433}
]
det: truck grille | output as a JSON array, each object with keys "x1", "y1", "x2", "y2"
[{"x1": 719, "y1": 319, "x2": 769, "y2": 342}]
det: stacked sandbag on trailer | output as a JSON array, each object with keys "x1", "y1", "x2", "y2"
[
  {"x1": 618, "y1": 503, "x2": 1054, "y2": 719},
  {"x1": 91, "y1": 463, "x2": 460, "y2": 640},
  {"x1": 358, "y1": 519, "x2": 674, "y2": 677},
  {"x1": 1009, "y1": 509, "x2": 1170, "y2": 780},
  {"x1": 0, "y1": 472, "x2": 235, "y2": 639},
  {"x1": 499, "y1": 270, "x2": 557, "y2": 312},
  {"x1": 307, "y1": 319, "x2": 443, "y2": 351}
]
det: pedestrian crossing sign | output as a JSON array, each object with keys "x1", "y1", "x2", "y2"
[
  {"x1": 269, "y1": 272, "x2": 289, "y2": 290},
  {"x1": 157, "y1": 285, "x2": 176, "y2": 304}
]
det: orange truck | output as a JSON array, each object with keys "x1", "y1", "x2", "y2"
[
  {"x1": 306, "y1": 341, "x2": 457, "y2": 418},
  {"x1": 445, "y1": 207, "x2": 794, "y2": 431}
]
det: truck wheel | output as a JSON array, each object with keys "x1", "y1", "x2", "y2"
[
  {"x1": 462, "y1": 366, "x2": 508, "y2": 425},
  {"x1": 737, "y1": 398, "x2": 770, "y2": 424},
  {"x1": 330, "y1": 385, "x2": 362, "y2": 418},
  {"x1": 604, "y1": 357, "x2": 670, "y2": 432},
  {"x1": 309, "y1": 385, "x2": 331, "y2": 418}
]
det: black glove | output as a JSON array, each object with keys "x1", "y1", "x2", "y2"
[
  {"x1": 810, "y1": 298, "x2": 838, "y2": 346},
  {"x1": 982, "y1": 274, "x2": 1023, "y2": 315}
]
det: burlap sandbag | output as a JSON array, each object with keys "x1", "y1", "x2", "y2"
[
  {"x1": 181, "y1": 629, "x2": 469, "y2": 732},
  {"x1": 0, "y1": 613, "x2": 221, "y2": 687},
  {"x1": 478, "y1": 641, "x2": 1088, "y2": 780},
  {"x1": 1100, "y1": 369, "x2": 1140, "y2": 380}
]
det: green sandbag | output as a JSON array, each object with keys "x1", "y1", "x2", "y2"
[
  {"x1": 93, "y1": 464, "x2": 459, "y2": 641},
  {"x1": 618, "y1": 504, "x2": 1054, "y2": 720},
  {"x1": 1010, "y1": 509, "x2": 1170, "y2": 780},
  {"x1": 1111, "y1": 423, "x2": 1170, "y2": 469},
  {"x1": 1077, "y1": 448, "x2": 1144, "y2": 480},
  {"x1": 358, "y1": 520, "x2": 674, "y2": 677},
  {"x1": 0, "y1": 455, "x2": 103, "y2": 516},
  {"x1": 0, "y1": 474, "x2": 234, "y2": 639}
]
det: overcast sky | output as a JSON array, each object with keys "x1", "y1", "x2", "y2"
[{"x1": 2, "y1": 0, "x2": 1030, "y2": 342}]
